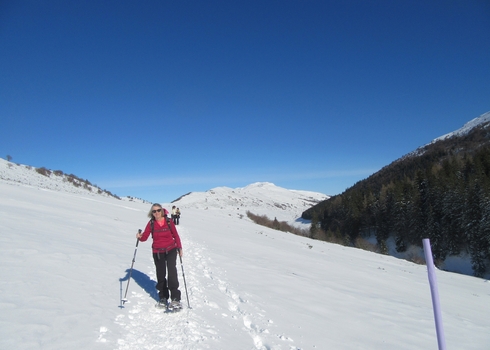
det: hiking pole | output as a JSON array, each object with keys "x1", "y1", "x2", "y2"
[
  {"x1": 179, "y1": 253, "x2": 191, "y2": 309},
  {"x1": 122, "y1": 230, "x2": 141, "y2": 305}
]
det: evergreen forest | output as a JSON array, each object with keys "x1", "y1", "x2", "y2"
[{"x1": 302, "y1": 122, "x2": 490, "y2": 277}]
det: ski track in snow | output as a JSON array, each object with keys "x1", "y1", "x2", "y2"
[{"x1": 110, "y1": 224, "x2": 298, "y2": 350}]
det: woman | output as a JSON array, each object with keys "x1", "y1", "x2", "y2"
[{"x1": 136, "y1": 203, "x2": 183, "y2": 309}]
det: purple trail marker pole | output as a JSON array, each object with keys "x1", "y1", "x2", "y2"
[{"x1": 422, "y1": 238, "x2": 446, "y2": 350}]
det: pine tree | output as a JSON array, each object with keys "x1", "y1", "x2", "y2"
[{"x1": 465, "y1": 181, "x2": 486, "y2": 276}]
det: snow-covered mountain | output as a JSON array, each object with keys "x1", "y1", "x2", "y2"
[
  {"x1": 1, "y1": 158, "x2": 489, "y2": 349},
  {"x1": 402, "y1": 110, "x2": 490, "y2": 159},
  {"x1": 432, "y1": 110, "x2": 490, "y2": 143},
  {"x1": 173, "y1": 182, "x2": 328, "y2": 225},
  {"x1": 0, "y1": 158, "x2": 327, "y2": 226}
]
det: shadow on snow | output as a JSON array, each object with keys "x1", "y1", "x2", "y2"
[
  {"x1": 119, "y1": 268, "x2": 159, "y2": 307},
  {"x1": 295, "y1": 217, "x2": 311, "y2": 225}
]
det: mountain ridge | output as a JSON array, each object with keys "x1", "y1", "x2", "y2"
[
  {"x1": 164, "y1": 181, "x2": 327, "y2": 225},
  {"x1": 302, "y1": 110, "x2": 490, "y2": 278},
  {"x1": 0, "y1": 158, "x2": 327, "y2": 225},
  {"x1": 432, "y1": 110, "x2": 490, "y2": 143}
]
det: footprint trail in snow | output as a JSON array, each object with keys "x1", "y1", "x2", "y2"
[{"x1": 113, "y1": 224, "x2": 298, "y2": 350}]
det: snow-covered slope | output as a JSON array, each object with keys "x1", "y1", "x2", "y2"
[
  {"x1": 1, "y1": 159, "x2": 490, "y2": 349},
  {"x1": 0, "y1": 158, "x2": 147, "y2": 203},
  {"x1": 432, "y1": 110, "x2": 490, "y2": 143},
  {"x1": 173, "y1": 181, "x2": 328, "y2": 225},
  {"x1": 403, "y1": 110, "x2": 490, "y2": 159}
]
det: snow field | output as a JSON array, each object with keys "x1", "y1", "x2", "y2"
[{"x1": 1, "y1": 163, "x2": 489, "y2": 349}]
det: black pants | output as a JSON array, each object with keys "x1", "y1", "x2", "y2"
[{"x1": 152, "y1": 248, "x2": 181, "y2": 301}]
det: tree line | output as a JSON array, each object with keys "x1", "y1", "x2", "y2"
[{"x1": 303, "y1": 124, "x2": 490, "y2": 277}]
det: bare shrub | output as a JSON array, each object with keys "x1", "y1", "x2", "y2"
[
  {"x1": 246, "y1": 211, "x2": 308, "y2": 236},
  {"x1": 102, "y1": 189, "x2": 120, "y2": 199},
  {"x1": 36, "y1": 167, "x2": 51, "y2": 176},
  {"x1": 13, "y1": 164, "x2": 122, "y2": 200},
  {"x1": 311, "y1": 227, "x2": 328, "y2": 241},
  {"x1": 355, "y1": 237, "x2": 378, "y2": 253},
  {"x1": 324, "y1": 229, "x2": 349, "y2": 246},
  {"x1": 405, "y1": 246, "x2": 426, "y2": 265},
  {"x1": 408, "y1": 255, "x2": 426, "y2": 265},
  {"x1": 246, "y1": 211, "x2": 270, "y2": 226}
]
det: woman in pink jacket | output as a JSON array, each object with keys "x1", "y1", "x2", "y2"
[{"x1": 136, "y1": 203, "x2": 183, "y2": 309}]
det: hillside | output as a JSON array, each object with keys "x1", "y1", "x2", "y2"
[
  {"x1": 303, "y1": 111, "x2": 490, "y2": 278},
  {"x1": 173, "y1": 181, "x2": 328, "y2": 225},
  {"x1": 432, "y1": 111, "x2": 490, "y2": 143},
  {"x1": 1, "y1": 158, "x2": 489, "y2": 349},
  {"x1": 0, "y1": 158, "x2": 148, "y2": 203}
]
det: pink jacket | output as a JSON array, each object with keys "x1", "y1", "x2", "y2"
[{"x1": 140, "y1": 217, "x2": 182, "y2": 253}]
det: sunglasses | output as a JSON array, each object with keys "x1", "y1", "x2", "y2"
[{"x1": 152, "y1": 209, "x2": 162, "y2": 214}]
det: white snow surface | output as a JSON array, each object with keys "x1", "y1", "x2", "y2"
[
  {"x1": 173, "y1": 182, "x2": 328, "y2": 227},
  {"x1": 432, "y1": 110, "x2": 490, "y2": 143},
  {"x1": 1, "y1": 158, "x2": 490, "y2": 349}
]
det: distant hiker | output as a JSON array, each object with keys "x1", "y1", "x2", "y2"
[
  {"x1": 175, "y1": 208, "x2": 181, "y2": 225},
  {"x1": 136, "y1": 203, "x2": 183, "y2": 309},
  {"x1": 171, "y1": 205, "x2": 177, "y2": 224}
]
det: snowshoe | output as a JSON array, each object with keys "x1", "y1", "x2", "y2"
[
  {"x1": 167, "y1": 299, "x2": 182, "y2": 312},
  {"x1": 156, "y1": 298, "x2": 168, "y2": 309}
]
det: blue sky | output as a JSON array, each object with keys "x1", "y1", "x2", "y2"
[{"x1": 1, "y1": 0, "x2": 489, "y2": 203}]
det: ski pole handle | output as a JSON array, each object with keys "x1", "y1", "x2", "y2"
[{"x1": 135, "y1": 229, "x2": 142, "y2": 244}]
